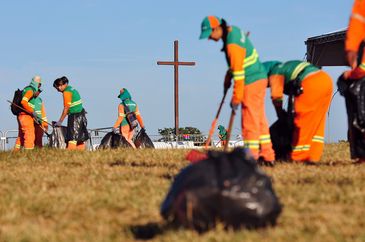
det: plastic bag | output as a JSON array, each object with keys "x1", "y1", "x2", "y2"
[
  {"x1": 269, "y1": 111, "x2": 293, "y2": 160},
  {"x1": 67, "y1": 109, "x2": 90, "y2": 142},
  {"x1": 98, "y1": 132, "x2": 132, "y2": 149},
  {"x1": 49, "y1": 126, "x2": 67, "y2": 149},
  {"x1": 161, "y1": 148, "x2": 282, "y2": 232},
  {"x1": 134, "y1": 129, "x2": 154, "y2": 148}
]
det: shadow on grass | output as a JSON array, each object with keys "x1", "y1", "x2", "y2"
[
  {"x1": 129, "y1": 222, "x2": 165, "y2": 240},
  {"x1": 109, "y1": 160, "x2": 179, "y2": 169}
]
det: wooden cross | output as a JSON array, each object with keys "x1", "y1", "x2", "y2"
[{"x1": 157, "y1": 40, "x2": 196, "y2": 138}]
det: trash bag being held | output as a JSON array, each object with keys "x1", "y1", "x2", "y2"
[
  {"x1": 160, "y1": 148, "x2": 282, "y2": 232},
  {"x1": 66, "y1": 109, "x2": 90, "y2": 142},
  {"x1": 49, "y1": 126, "x2": 68, "y2": 149},
  {"x1": 98, "y1": 132, "x2": 132, "y2": 149},
  {"x1": 134, "y1": 128, "x2": 154, "y2": 148}
]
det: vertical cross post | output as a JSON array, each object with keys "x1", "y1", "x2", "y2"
[{"x1": 157, "y1": 40, "x2": 195, "y2": 138}]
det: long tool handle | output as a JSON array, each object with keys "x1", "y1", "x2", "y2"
[
  {"x1": 7, "y1": 100, "x2": 51, "y2": 137},
  {"x1": 204, "y1": 91, "x2": 227, "y2": 148},
  {"x1": 224, "y1": 108, "x2": 236, "y2": 151}
]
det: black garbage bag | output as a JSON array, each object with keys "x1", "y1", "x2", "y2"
[
  {"x1": 269, "y1": 111, "x2": 293, "y2": 160},
  {"x1": 337, "y1": 75, "x2": 365, "y2": 158},
  {"x1": 160, "y1": 148, "x2": 282, "y2": 232},
  {"x1": 98, "y1": 132, "x2": 132, "y2": 149},
  {"x1": 134, "y1": 129, "x2": 154, "y2": 148},
  {"x1": 67, "y1": 109, "x2": 90, "y2": 143},
  {"x1": 49, "y1": 126, "x2": 68, "y2": 149}
]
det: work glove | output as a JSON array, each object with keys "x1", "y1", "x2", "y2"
[
  {"x1": 224, "y1": 70, "x2": 232, "y2": 94},
  {"x1": 230, "y1": 100, "x2": 239, "y2": 110},
  {"x1": 112, "y1": 127, "x2": 119, "y2": 134},
  {"x1": 52, "y1": 121, "x2": 62, "y2": 127}
]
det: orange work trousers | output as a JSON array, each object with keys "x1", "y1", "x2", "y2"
[
  {"x1": 67, "y1": 141, "x2": 86, "y2": 150},
  {"x1": 14, "y1": 114, "x2": 35, "y2": 150},
  {"x1": 121, "y1": 125, "x2": 136, "y2": 148},
  {"x1": 242, "y1": 78, "x2": 275, "y2": 161},
  {"x1": 34, "y1": 124, "x2": 44, "y2": 148},
  {"x1": 291, "y1": 71, "x2": 333, "y2": 162}
]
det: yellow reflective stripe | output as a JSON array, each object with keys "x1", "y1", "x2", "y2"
[
  {"x1": 24, "y1": 147, "x2": 34, "y2": 150},
  {"x1": 352, "y1": 13, "x2": 365, "y2": 23},
  {"x1": 312, "y1": 136, "x2": 324, "y2": 143},
  {"x1": 70, "y1": 99, "x2": 82, "y2": 107},
  {"x1": 22, "y1": 97, "x2": 29, "y2": 101},
  {"x1": 28, "y1": 103, "x2": 35, "y2": 109},
  {"x1": 135, "y1": 111, "x2": 140, "y2": 115},
  {"x1": 292, "y1": 144, "x2": 311, "y2": 152},
  {"x1": 119, "y1": 113, "x2": 126, "y2": 117},
  {"x1": 35, "y1": 111, "x2": 42, "y2": 114},
  {"x1": 232, "y1": 70, "x2": 245, "y2": 81},
  {"x1": 243, "y1": 49, "x2": 258, "y2": 68},
  {"x1": 259, "y1": 135, "x2": 271, "y2": 144},
  {"x1": 290, "y1": 62, "x2": 310, "y2": 80},
  {"x1": 244, "y1": 139, "x2": 260, "y2": 149},
  {"x1": 15, "y1": 144, "x2": 21, "y2": 148},
  {"x1": 360, "y1": 63, "x2": 365, "y2": 70},
  {"x1": 68, "y1": 140, "x2": 77, "y2": 145}
]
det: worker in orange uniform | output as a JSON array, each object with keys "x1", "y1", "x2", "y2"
[
  {"x1": 33, "y1": 89, "x2": 48, "y2": 148},
  {"x1": 113, "y1": 88, "x2": 145, "y2": 148},
  {"x1": 263, "y1": 60, "x2": 333, "y2": 164},
  {"x1": 341, "y1": 0, "x2": 365, "y2": 163},
  {"x1": 199, "y1": 16, "x2": 275, "y2": 165},
  {"x1": 53, "y1": 76, "x2": 89, "y2": 150},
  {"x1": 14, "y1": 76, "x2": 42, "y2": 151}
]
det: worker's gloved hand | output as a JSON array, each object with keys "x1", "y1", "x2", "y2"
[
  {"x1": 52, "y1": 121, "x2": 62, "y2": 127},
  {"x1": 230, "y1": 100, "x2": 239, "y2": 110},
  {"x1": 32, "y1": 112, "x2": 38, "y2": 119},
  {"x1": 224, "y1": 70, "x2": 232, "y2": 94},
  {"x1": 112, "y1": 127, "x2": 119, "y2": 134}
]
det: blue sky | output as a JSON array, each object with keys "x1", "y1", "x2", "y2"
[{"x1": 0, "y1": 0, "x2": 353, "y2": 142}]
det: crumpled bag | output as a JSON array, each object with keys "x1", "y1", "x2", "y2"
[
  {"x1": 67, "y1": 109, "x2": 90, "y2": 143},
  {"x1": 49, "y1": 126, "x2": 68, "y2": 149},
  {"x1": 270, "y1": 111, "x2": 293, "y2": 160},
  {"x1": 161, "y1": 148, "x2": 282, "y2": 232},
  {"x1": 134, "y1": 129, "x2": 154, "y2": 148},
  {"x1": 98, "y1": 132, "x2": 132, "y2": 149}
]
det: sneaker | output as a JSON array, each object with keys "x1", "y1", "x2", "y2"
[
  {"x1": 353, "y1": 158, "x2": 365, "y2": 165},
  {"x1": 258, "y1": 157, "x2": 275, "y2": 167}
]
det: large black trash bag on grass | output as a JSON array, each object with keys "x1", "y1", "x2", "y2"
[
  {"x1": 270, "y1": 111, "x2": 293, "y2": 160},
  {"x1": 49, "y1": 126, "x2": 68, "y2": 149},
  {"x1": 98, "y1": 132, "x2": 132, "y2": 149},
  {"x1": 160, "y1": 148, "x2": 282, "y2": 232},
  {"x1": 134, "y1": 129, "x2": 154, "y2": 148}
]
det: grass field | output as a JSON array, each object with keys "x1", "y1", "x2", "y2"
[{"x1": 0, "y1": 143, "x2": 364, "y2": 242}]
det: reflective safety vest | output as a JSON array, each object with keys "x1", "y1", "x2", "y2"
[
  {"x1": 64, "y1": 85, "x2": 83, "y2": 114},
  {"x1": 29, "y1": 97, "x2": 47, "y2": 123},
  {"x1": 270, "y1": 60, "x2": 319, "y2": 84},
  {"x1": 225, "y1": 26, "x2": 267, "y2": 85}
]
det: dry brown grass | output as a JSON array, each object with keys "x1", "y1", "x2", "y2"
[{"x1": 0, "y1": 143, "x2": 364, "y2": 242}]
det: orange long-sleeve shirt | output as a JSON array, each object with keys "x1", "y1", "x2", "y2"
[
  {"x1": 21, "y1": 89, "x2": 35, "y2": 114},
  {"x1": 63, "y1": 91, "x2": 72, "y2": 108},
  {"x1": 226, "y1": 43, "x2": 246, "y2": 104}
]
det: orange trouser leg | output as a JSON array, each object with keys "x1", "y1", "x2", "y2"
[
  {"x1": 291, "y1": 71, "x2": 333, "y2": 162},
  {"x1": 67, "y1": 140, "x2": 77, "y2": 150},
  {"x1": 34, "y1": 124, "x2": 44, "y2": 148},
  {"x1": 17, "y1": 114, "x2": 35, "y2": 150},
  {"x1": 121, "y1": 125, "x2": 136, "y2": 148},
  {"x1": 76, "y1": 142, "x2": 86, "y2": 150},
  {"x1": 242, "y1": 79, "x2": 274, "y2": 160},
  {"x1": 14, "y1": 118, "x2": 24, "y2": 151}
]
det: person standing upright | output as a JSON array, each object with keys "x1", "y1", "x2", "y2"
[
  {"x1": 53, "y1": 76, "x2": 89, "y2": 150},
  {"x1": 113, "y1": 88, "x2": 145, "y2": 148},
  {"x1": 14, "y1": 76, "x2": 42, "y2": 151},
  {"x1": 340, "y1": 0, "x2": 365, "y2": 163},
  {"x1": 199, "y1": 16, "x2": 275, "y2": 165}
]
